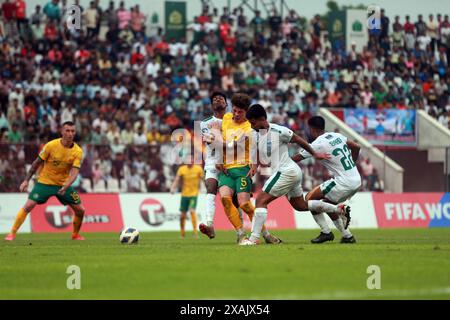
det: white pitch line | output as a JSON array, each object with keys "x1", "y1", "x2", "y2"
[{"x1": 200, "y1": 287, "x2": 450, "y2": 300}]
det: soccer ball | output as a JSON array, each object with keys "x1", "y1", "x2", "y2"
[{"x1": 119, "y1": 227, "x2": 139, "y2": 244}]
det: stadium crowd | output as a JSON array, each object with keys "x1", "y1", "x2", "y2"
[{"x1": 0, "y1": 0, "x2": 449, "y2": 193}]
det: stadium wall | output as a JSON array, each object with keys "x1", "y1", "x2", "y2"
[
  {"x1": 1, "y1": 193, "x2": 450, "y2": 234},
  {"x1": 417, "y1": 110, "x2": 450, "y2": 175}
]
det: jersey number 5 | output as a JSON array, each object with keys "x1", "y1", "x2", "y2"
[{"x1": 332, "y1": 145, "x2": 356, "y2": 171}]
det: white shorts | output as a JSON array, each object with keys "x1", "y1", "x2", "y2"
[
  {"x1": 320, "y1": 179, "x2": 360, "y2": 203},
  {"x1": 205, "y1": 167, "x2": 219, "y2": 181},
  {"x1": 263, "y1": 167, "x2": 303, "y2": 199}
]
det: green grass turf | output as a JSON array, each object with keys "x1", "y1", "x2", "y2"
[{"x1": 1, "y1": 228, "x2": 450, "y2": 300}]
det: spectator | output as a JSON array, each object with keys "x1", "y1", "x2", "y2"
[
  {"x1": 84, "y1": 1, "x2": 99, "y2": 38},
  {"x1": 427, "y1": 14, "x2": 439, "y2": 52},
  {"x1": 131, "y1": 5, "x2": 146, "y2": 38},
  {"x1": 117, "y1": 1, "x2": 131, "y2": 30},
  {"x1": 360, "y1": 158, "x2": 376, "y2": 190},
  {"x1": 2, "y1": 0, "x2": 18, "y2": 39},
  {"x1": 133, "y1": 126, "x2": 147, "y2": 145},
  {"x1": 125, "y1": 166, "x2": 141, "y2": 192},
  {"x1": 8, "y1": 123, "x2": 23, "y2": 143},
  {"x1": 43, "y1": 0, "x2": 61, "y2": 22},
  {"x1": 268, "y1": 9, "x2": 282, "y2": 34}
]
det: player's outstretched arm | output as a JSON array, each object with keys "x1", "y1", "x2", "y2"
[
  {"x1": 291, "y1": 153, "x2": 305, "y2": 163},
  {"x1": 58, "y1": 167, "x2": 80, "y2": 195},
  {"x1": 291, "y1": 134, "x2": 329, "y2": 160},
  {"x1": 347, "y1": 140, "x2": 361, "y2": 162},
  {"x1": 20, "y1": 157, "x2": 44, "y2": 192},
  {"x1": 247, "y1": 131, "x2": 258, "y2": 177}
]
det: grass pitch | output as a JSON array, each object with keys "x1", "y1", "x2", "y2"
[{"x1": 1, "y1": 228, "x2": 449, "y2": 300}]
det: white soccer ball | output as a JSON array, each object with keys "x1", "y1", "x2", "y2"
[{"x1": 119, "y1": 227, "x2": 139, "y2": 244}]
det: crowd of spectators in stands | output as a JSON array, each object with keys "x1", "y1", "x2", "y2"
[{"x1": 0, "y1": 0, "x2": 449, "y2": 193}]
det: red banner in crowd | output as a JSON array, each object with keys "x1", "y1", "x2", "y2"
[{"x1": 30, "y1": 194, "x2": 124, "y2": 232}]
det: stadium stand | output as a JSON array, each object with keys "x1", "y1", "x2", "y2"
[{"x1": 0, "y1": 0, "x2": 449, "y2": 193}]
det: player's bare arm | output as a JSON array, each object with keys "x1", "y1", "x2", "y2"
[
  {"x1": 346, "y1": 140, "x2": 361, "y2": 162},
  {"x1": 290, "y1": 134, "x2": 329, "y2": 160},
  {"x1": 58, "y1": 167, "x2": 80, "y2": 195},
  {"x1": 246, "y1": 163, "x2": 258, "y2": 178},
  {"x1": 20, "y1": 157, "x2": 44, "y2": 192},
  {"x1": 246, "y1": 133, "x2": 258, "y2": 178},
  {"x1": 290, "y1": 153, "x2": 304, "y2": 163},
  {"x1": 170, "y1": 174, "x2": 181, "y2": 194}
]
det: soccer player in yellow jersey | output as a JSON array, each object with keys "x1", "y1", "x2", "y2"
[
  {"x1": 170, "y1": 162, "x2": 204, "y2": 238},
  {"x1": 4, "y1": 121, "x2": 86, "y2": 241},
  {"x1": 216, "y1": 93, "x2": 281, "y2": 244}
]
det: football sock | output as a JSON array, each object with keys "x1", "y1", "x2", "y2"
[
  {"x1": 11, "y1": 208, "x2": 28, "y2": 235},
  {"x1": 221, "y1": 196, "x2": 243, "y2": 230},
  {"x1": 308, "y1": 200, "x2": 341, "y2": 215},
  {"x1": 333, "y1": 217, "x2": 353, "y2": 238},
  {"x1": 191, "y1": 211, "x2": 198, "y2": 235},
  {"x1": 249, "y1": 208, "x2": 267, "y2": 242},
  {"x1": 205, "y1": 193, "x2": 216, "y2": 227},
  {"x1": 240, "y1": 201, "x2": 269, "y2": 235},
  {"x1": 312, "y1": 212, "x2": 331, "y2": 234},
  {"x1": 72, "y1": 214, "x2": 83, "y2": 236},
  {"x1": 180, "y1": 214, "x2": 186, "y2": 238}
]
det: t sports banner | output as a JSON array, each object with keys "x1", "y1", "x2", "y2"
[
  {"x1": 30, "y1": 194, "x2": 124, "y2": 232},
  {"x1": 120, "y1": 193, "x2": 296, "y2": 232}
]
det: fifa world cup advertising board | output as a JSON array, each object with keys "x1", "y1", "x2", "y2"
[{"x1": 372, "y1": 193, "x2": 450, "y2": 228}]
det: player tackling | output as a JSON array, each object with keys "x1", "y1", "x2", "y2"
[
  {"x1": 198, "y1": 93, "x2": 281, "y2": 244},
  {"x1": 292, "y1": 116, "x2": 361, "y2": 243},
  {"x1": 4, "y1": 121, "x2": 85, "y2": 241},
  {"x1": 198, "y1": 92, "x2": 227, "y2": 239},
  {"x1": 240, "y1": 105, "x2": 351, "y2": 245}
]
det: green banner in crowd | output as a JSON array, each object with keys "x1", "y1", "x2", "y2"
[
  {"x1": 328, "y1": 10, "x2": 346, "y2": 52},
  {"x1": 165, "y1": 1, "x2": 187, "y2": 41}
]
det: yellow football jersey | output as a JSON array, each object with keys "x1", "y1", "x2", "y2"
[
  {"x1": 221, "y1": 113, "x2": 253, "y2": 169},
  {"x1": 37, "y1": 138, "x2": 83, "y2": 186},
  {"x1": 177, "y1": 165, "x2": 204, "y2": 197}
]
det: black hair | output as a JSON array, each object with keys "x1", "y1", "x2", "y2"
[
  {"x1": 246, "y1": 104, "x2": 267, "y2": 120},
  {"x1": 210, "y1": 91, "x2": 227, "y2": 104},
  {"x1": 308, "y1": 116, "x2": 325, "y2": 130},
  {"x1": 62, "y1": 121, "x2": 75, "y2": 127}
]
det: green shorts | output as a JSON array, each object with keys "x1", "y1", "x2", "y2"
[
  {"x1": 180, "y1": 196, "x2": 198, "y2": 212},
  {"x1": 218, "y1": 165, "x2": 252, "y2": 193},
  {"x1": 29, "y1": 182, "x2": 81, "y2": 206}
]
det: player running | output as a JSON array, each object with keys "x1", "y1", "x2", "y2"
[
  {"x1": 5, "y1": 121, "x2": 85, "y2": 241},
  {"x1": 170, "y1": 161, "x2": 204, "y2": 239},
  {"x1": 215, "y1": 94, "x2": 281, "y2": 245},
  {"x1": 240, "y1": 105, "x2": 351, "y2": 246},
  {"x1": 291, "y1": 116, "x2": 361, "y2": 244},
  {"x1": 197, "y1": 92, "x2": 227, "y2": 239}
]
